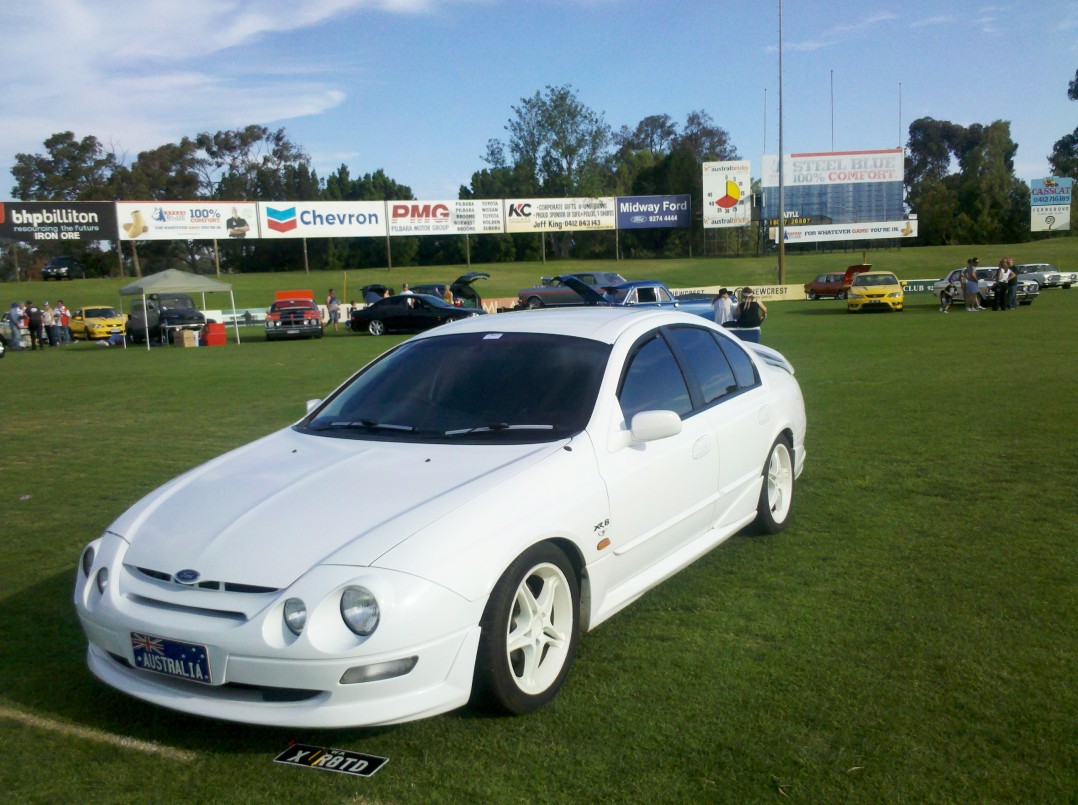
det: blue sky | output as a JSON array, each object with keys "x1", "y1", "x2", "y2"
[{"x1": 1, "y1": 0, "x2": 1074, "y2": 200}]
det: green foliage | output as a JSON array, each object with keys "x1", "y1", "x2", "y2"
[{"x1": 1, "y1": 245, "x2": 1075, "y2": 802}]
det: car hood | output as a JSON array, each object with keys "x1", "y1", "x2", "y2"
[{"x1": 114, "y1": 428, "x2": 560, "y2": 589}]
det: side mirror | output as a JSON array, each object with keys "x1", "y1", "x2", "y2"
[
  {"x1": 629, "y1": 410, "x2": 682, "y2": 442},
  {"x1": 305, "y1": 399, "x2": 322, "y2": 414}
]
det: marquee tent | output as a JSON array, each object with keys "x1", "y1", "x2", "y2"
[{"x1": 119, "y1": 269, "x2": 241, "y2": 350}]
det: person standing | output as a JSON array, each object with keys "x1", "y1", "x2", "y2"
[
  {"x1": 6, "y1": 302, "x2": 24, "y2": 350},
  {"x1": 57, "y1": 299, "x2": 72, "y2": 343},
  {"x1": 25, "y1": 301, "x2": 44, "y2": 350},
  {"x1": 326, "y1": 289, "x2": 341, "y2": 332},
  {"x1": 43, "y1": 302, "x2": 60, "y2": 346},
  {"x1": 963, "y1": 257, "x2": 982, "y2": 311},
  {"x1": 992, "y1": 259, "x2": 1012, "y2": 311},
  {"x1": 1005, "y1": 257, "x2": 1019, "y2": 309},
  {"x1": 733, "y1": 289, "x2": 768, "y2": 332},
  {"x1": 712, "y1": 288, "x2": 736, "y2": 324}
]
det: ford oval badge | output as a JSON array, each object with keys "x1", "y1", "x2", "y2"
[{"x1": 175, "y1": 569, "x2": 201, "y2": 585}]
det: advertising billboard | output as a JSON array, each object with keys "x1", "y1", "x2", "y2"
[
  {"x1": 0, "y1": 201, "x2": 118, "y2": 242},
  {"x1": 616, "y1": 195, "x2": 691, "y2": 229},
  {"x1": 257, "y1": 201, "x2": 386, "y2": 239},
  {"x1": 1030, "y1": 177, "x2": 1071, "y2": 232},
  {"x1": 761, "y1": 149, "x2": 904, "y2": 187},
  {"x1": 116, "y1": 201, "x2": 258, "y2": 241},
  {"x1": 702, "y1": 161, "x2": 751, "y2": 228},
  {"x1": 387, "y1": 200, "x2": 504, "y2": 236},
  {"x1": 504, "y1": 197, "x2": 616, "y2": 233}
]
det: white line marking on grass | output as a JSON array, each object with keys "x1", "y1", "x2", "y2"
[{"x1": 0, "y1": 705, "x2": 196, "y2": 761}]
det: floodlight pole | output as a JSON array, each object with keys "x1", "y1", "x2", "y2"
[{"x1": 777, "y1": 0, "x2": 786, "y2": 285}]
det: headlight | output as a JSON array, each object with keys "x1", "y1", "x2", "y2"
[
  {"x1": 96, "y1": 567, "x2": 109, "y2": 593},
  {"x1": 283, "y1": 598, "x2": 307, "y2": 635},
  {"x1": 888, "y1": 292, "x2": 902, "y2": 298},
  {"x1": 340, "y1": 586, "x2": 379, "y2": 636},
  {"x1": 849, "y1": 292, "x2": 864, "y2": 299},
  {"x1": 81, "y1": 546, "x2": 95, "y2": 578}
]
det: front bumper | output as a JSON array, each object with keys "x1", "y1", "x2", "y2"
[
  {"x1": 75, "y1": 535, "x2": 486, "y2": 727},
  {"x1": 847, "y1": 295, "x2": 903, "y2": 312}
]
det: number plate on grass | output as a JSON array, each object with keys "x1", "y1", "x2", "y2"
[
  {"x1": 130, "y1": 632, "x2": 212, "y2": 684},
  {"x1": 274, "y1": 743, "x2": 388, "y2": 777}
]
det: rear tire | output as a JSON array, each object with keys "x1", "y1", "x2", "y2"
[
  {"x1": 368, "y1": 320, "x2": 385, "y2": 336},
  {"x1": 526, "y1": 296, "x2": 543, "y2": 309},
  {"x1": 472, "y1": 543, "x2": 580, "y2": 716}
]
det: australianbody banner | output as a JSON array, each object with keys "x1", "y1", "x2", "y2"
[
  {"x1": 0, "y1": 201, "x2": 118, "y2": 242},
  {"x1": 116, "y1": 201, "x2": 259, "y2": 240}
]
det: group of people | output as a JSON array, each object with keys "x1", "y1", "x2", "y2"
[
  {"x1": 712, "y1": 287, "x2": 768, "y2": 329},
  {"x1": 940, "y1": 256, "x2": 1019, "y2": 313},
  {"x1": 5, "y1": 300, "x2": 72, "y2": 350}
]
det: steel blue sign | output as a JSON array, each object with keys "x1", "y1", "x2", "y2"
[
  {"x1": 1030, "y1": 177, "x2": 1072, "y2": 206},
  {"x1": 616, "y1": 195, "x2": 691, "y2": 230}
]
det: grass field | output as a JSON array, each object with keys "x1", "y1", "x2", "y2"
[{"x1": 1, "y1": 241, "x2": 1075, "y2": 803}]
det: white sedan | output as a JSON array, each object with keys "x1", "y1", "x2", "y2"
[{"x1": 74, "y1": 308, "x2": 807, "y2": 728}]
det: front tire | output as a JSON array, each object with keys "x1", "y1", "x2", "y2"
[
  {"x1": 472, "y1": 543, "x2": 580, "y2": 716},
  {"x1": 753, "y1": 437, "x2": 794, "y2": 534},
  {"x1": 367, "y1": 320, "x2": 385, "y2": 336},
  {"x1": 836, "y1": 290, "x2": 847, "y2": 300},
  {"x1": 526, "y1": 296, "x2": 544, "y2": 309}
]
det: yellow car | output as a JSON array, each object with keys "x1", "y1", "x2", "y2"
[
  {"x1": 847, "y1": 271, "x2": 904, "y2": 313},
  {"x1": 70, "y1": 305, "x2": 128, "y2": 340}
]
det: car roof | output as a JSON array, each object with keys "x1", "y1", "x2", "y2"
[{"x1": 410, "y1": 306, "x2": 708, "y2": 346}]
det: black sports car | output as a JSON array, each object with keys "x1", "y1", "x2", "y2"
[{"x1": 350, "y1": 294, "x2": 483, "y2": 336}]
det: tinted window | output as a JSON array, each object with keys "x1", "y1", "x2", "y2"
[
  {"x1": 665, "y1": 326, "x2": 738, "y2": 405},
  {"x1": 618, "y1": 335, "x2": 692, "y2": 421},
  {"x1": 300, "y1": 332, "x2": 610, "y2": 444},
  {"x1": 716, "y1": 336, "x2": 759, "y2": 390}
]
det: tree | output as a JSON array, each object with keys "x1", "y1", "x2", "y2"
[
  {"x1": 905, "y1": 117, "x2": 1028, "y2": 244},
  {"x1": 11, "y1": 131, "x2": 120, "y2": 200},
  {"x1": 492, "y1": 84, "x2": 612, "y2": 197},
  {"x1": 195, "y1": 125, "x2": 310, "y2": 199},
  {"x1": 1047, "y1": 69, "x2": 1078, "y2": 180}
]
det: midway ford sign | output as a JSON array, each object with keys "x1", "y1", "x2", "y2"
[{"x1": 616, "y1": 195, "x2": 691, "y2": 229}]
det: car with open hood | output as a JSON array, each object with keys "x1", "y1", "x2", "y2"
[
  {"x1": 74, "y1": 307, "x2": 807, "y2": 728},
  {"x1": 803, "y1": 264, "x2": 871, "y2": 300},
  {"x1": 517, "y1": 271, "x2": 628, "y2": 308},
  {"x1": 412, "y1": 272, "x2": 490, "y2": 309}
]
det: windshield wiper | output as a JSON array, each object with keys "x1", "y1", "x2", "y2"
[
  {"x1": 311, "y1": 419, "x2": 416, "y2": 432},
  {"x1": 444, "y1": 423, "x2": 555, "y2": 436}
]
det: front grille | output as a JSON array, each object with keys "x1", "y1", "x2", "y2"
[{"x1": 132, "y1": 565, "x2": 278, "y2": 594}]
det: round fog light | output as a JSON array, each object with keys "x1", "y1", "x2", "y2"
[
  {"x1": 340, "y1": 586, "x2": 379, "y2": 636},
  {"x1": 95, "y1": 567, "x2": 109, "y2": 593},
  {"x1": 283, "y1": 598, "x2": 307, "y2": 635}
]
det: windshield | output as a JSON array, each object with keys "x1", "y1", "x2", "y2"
[
  {"x1": 85, "y1": 307, "x2": 121, "y2": 318},
  {"x1": 158, "y1": 295, "x2": 196, "y2": 310},
  {"x1": 298, "y1": 332, "x2": 611, "y2": 444},
  {"x1": 853, "y1": 274, "x2": 898, "y2": 287}
]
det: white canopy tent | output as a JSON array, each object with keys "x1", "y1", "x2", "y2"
[{"x1": 119, "y1": 269, "x2": 241, "y2": 351}]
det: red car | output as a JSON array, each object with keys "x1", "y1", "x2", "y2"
[
  {"x1": 265, "y1": 290, "x2": 324, "y2": 341},
  {"x1": 803, "y1": 264, "x2": 871, "y2": 300}
]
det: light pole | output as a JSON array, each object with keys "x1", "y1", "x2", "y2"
[{"x1": 777, "y1": 0, "x2": 786, "y2": 285}]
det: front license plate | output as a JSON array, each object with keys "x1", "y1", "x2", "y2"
[
  {"x1": 130, "y1": 632, "x2": 212, "y2": 684},
  {"x1": 285, "y1": 328, "x2": 300, "y2": 334}
]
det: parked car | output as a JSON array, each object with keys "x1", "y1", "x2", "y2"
[
  {"x1": 1014, "y1": 263, "x2": 1070, "y2": 289},
  {"x1": 265, "y1": 291, "x2": 324, "y2": 341},
  {"x1": 803, "y1": 264, "x2": 871, "y2": 300},
  {"x1": 73, "y1": 307, "x2": 807, "y2": 728},
  {"x1": 556, "y1": 276, "x2": 716, "y2": 320},
  {"x1": 361, "y1": 284, "x2": 395, "y2": 305},
  {"x1": 349, "y1": 293, "x2": 483, "y2": 335},
  {"x1": 69, "y1": 305, "x2": 127, "y2": 341},
  {"x1": 932, "y1": 268, "x2": 1038, "y2": 306},
  {"x1": 412, "y1": 272, "x2": 490, "y2": 309},
  {"x1": 847, "y1": 271, "x2": 904, "y2": 313},
  {"x1": 41, "y1": 256, "x2": 86, "y2": 280},
  {"x1": 517, "y1": 271, "x2": 628, "y2": 308},
  {"x1": 126, "y1": 293, "x2": 207, "y2": 343}
]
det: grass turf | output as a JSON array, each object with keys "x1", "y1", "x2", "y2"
[{"x1": 1, "y1": 241, "x2": 1075, "y2": 802}]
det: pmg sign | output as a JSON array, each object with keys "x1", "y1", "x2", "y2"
[{"x1": 387, "y1": 200, "x2": 505, "y2": 236}]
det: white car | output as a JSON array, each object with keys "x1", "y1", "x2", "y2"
[
  {"x1": 933, "y1": 268, "x2": 1039, "y2": 306},
  {"x1": 74, "y1": 308, "x2": 807, "y2": 728}
]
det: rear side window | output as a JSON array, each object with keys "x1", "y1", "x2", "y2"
[
  {"x1": 664, "y1": 326, "x2": 738, "y2": 405},
  {"x1": 716, "y1": 337, "x2": 760, "y2": 390},
  {"x1": 618, "y1": 335, "x2": 692, "y2": 421}
]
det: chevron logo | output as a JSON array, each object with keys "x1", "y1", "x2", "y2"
[{"x1": 266, "y1": 206, "x2": 298, "y2": 233}]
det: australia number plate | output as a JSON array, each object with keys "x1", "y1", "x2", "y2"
[{"x1": 130, "y1": 632, "x2": 212, "y2": 684}]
